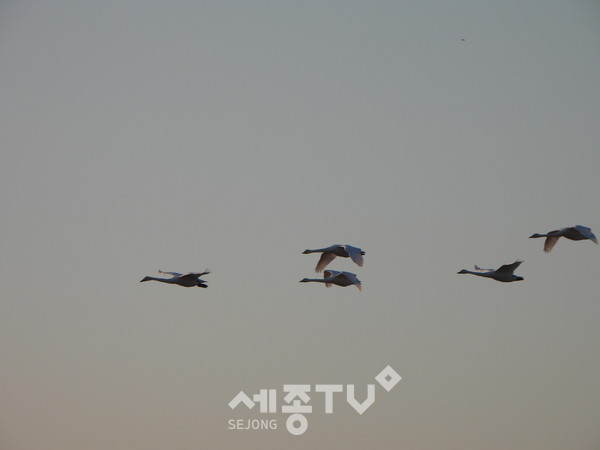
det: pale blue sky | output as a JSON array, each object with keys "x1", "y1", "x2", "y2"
[{"x1": 1, "y1": 1, "x2": 599, "y2": 449}]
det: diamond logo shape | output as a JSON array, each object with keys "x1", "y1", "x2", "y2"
[{"x1": 375, "y1": 365, "x2": 402, "y2": 392}]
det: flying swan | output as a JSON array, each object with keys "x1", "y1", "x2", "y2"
[
  {"x1": 457, "y1": 260, "x2": 524, "y2": 283},
  {"x1": 302, "y1": 244, "x2": 365, "y2": 272},
  {"x1": 140, "y1": 270, "x2": 210, "y2": 288},
  {"x1": 529, "y1": 225, "x2": 598, "y2": 253},
  {"x1": 300, "y1": 270, "x2": 362, "y2": 290}
]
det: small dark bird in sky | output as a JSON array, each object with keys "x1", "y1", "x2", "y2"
[{"x1": 140, "y1": 270, "x2": 211, "y2": 287}]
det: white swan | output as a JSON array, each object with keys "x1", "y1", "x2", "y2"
[
  {"x1": 302, "y1": 245, "x2": 365, "y2": 273},
  {"x1": 300, "y1": 270, "x2": 362, "y2": 290},
  {"x1": 140, "y1": 270, "x2": 210, "y2": 288},
  {"x1": 529, "y1": 225, "x2": 598, "y2": 253},
  {"x1": 458, "y1": 260, "x2": 523, "y2": 282}
]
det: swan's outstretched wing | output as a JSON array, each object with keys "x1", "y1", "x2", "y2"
[
  {"x1": 345, "y1": 245, "x2": 364, "y2": 267},
  {"x1": 544, "y1": 236, "x2": 560, "y2": 253},
  {"x1": 323, "y1": 270, "x2": 339, "y2": 287},
  {"x1": 178, "y1": 273, "x2": 205, "y2": 282},
  {"x1": 496, "y1": 260, "x2": 522, "y2": 274},
  {"x1": 159, "y1": 270, "x2": 182, "y2": 278},
  {"x1": 574, "y1": 225, "x2": 598, "y2": 243},
  {"x1": 474, "y1": 265, "x2": 494, "y2": 272},
  {"x1": 188, "y1": 269, "x2": 211, "y2": 277},
  {"x1": 338, "y1": 271, "x2": 362, "y2": 290},
  {"x1": 316, "y1": 252, "x2": 337, "y2": 273}
]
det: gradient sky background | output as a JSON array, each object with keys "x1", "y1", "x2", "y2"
[{"x1": 1, "y1": 1, "x2": 600, "y2": 449}]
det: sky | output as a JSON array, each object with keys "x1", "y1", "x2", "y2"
[{"x1": 1, "y1": 1, "x2": 600, "y2": 449}]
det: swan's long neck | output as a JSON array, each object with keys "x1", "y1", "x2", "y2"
[
  {"x1": 143, "y1": 277, "x2": 176, "y2": 283},
  {"x1": 461, "y1": 270, "x2": 489, "y2": 277},
  {"x1": 300, "y1": 278, "x2": 327, "y2": 283},
  {"x1": 529, "y1": 233, "x2": 547, "y2": 239},
  {"x1": 304, "y1": 248, "x2": 328, "y2": 254}
]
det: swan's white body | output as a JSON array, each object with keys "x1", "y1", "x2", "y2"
[
  {"x1": 458, "y1": 261, "x2": 523, "y2": 283},
  {"x1": 300, "y1": 270, "x2": 362, "y2": 290},
  {"x1": 302, "y1": 244, "x2": 365, "y2": 273},
  {"x1": 529, "y1": 225, "x2": 598, "y2": 253},
  {"x1": 140, "y1": 270, "x2": 210, "y2": 288}
]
